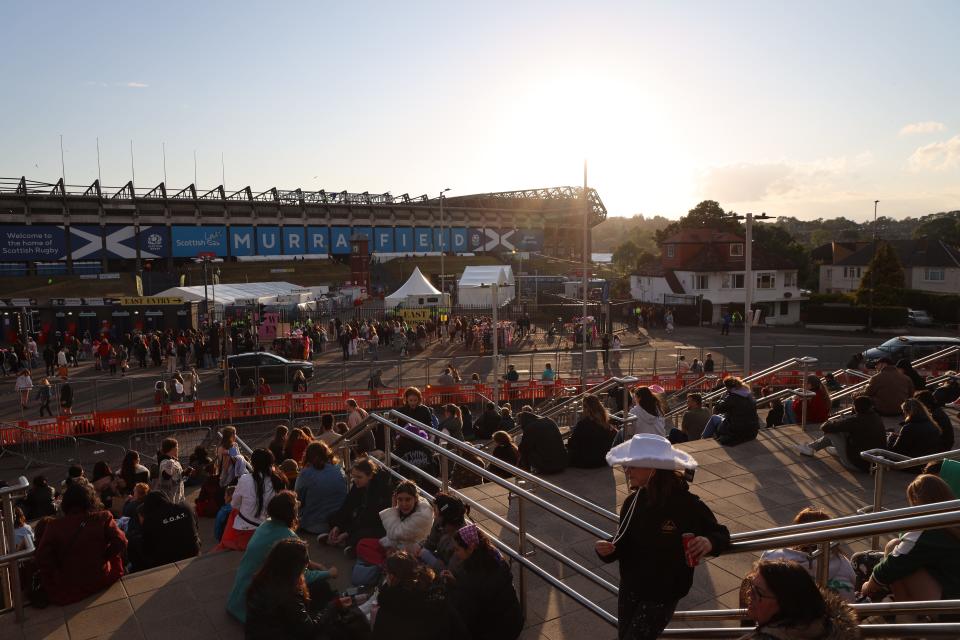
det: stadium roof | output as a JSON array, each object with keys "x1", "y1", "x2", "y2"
[{"x1": 155, "y1": 281, "x2": 304, "y2": 305}]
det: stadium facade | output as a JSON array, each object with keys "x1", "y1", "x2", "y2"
[{"x1": 0, "y1": 176, "x2": 606, "y2": 275}]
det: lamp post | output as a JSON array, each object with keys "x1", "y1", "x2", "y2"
[
  {"x1": 867, "y1": 200, "x2": 879, "y2": 333},
  {"x1": 581, "y1": 161, "x2": 590, "y2": 386},
  {"x1": 726, "y1": 212, "x2": 774, "y2": 377},
  {"x1": 513, "y1": 249, "x2": 523, "y2": 302},
  {"x1": 439, "y1": 188, "x2": 451, "y2": 296}
]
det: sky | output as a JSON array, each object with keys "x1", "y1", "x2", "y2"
[{"x1": 2, "y1": 1, "x2": 959, "y2": 222}]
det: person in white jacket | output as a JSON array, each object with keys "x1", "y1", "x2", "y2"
[
  {"x1": 626, "y1": 386, "x2": 667, "y2": 439},
  {"x1": 379, "y1": 480, "x2": 434, "y2": 553}
]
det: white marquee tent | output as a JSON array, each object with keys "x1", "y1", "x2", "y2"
[
  {"x1": 155, "y1": 281, "x2": 306, "y2": 310},
  {"x1": 457, "y1": 265, "x2": 514, "y2": 306},
  {"x1": 384, "y1": 267, "x2": 442, "y2": 306}
]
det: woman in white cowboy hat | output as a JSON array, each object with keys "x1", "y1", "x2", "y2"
[{"x1": 596, "y1": 434, "x2": 730, "y2": 640}]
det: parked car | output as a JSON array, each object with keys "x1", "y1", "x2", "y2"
[
  {"x1": 220, "y1": 351, "x2": 314, "y2": 385},
  {"x1": 861, "y1": 336, "x2": 960, "y2": 369},
  {"x1": 907, "y1": 309, "x2": 933, "y2": 327}
]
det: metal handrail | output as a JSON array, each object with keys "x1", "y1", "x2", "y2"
[
  {"x1": 673, "y1": 598, "x2": 960, "y2": 621},
  {"x1": 825, "y1": 372, "x2": 953, "y2": 422},
  {"x1": 665, "y1": 374, "x2": 719, "y2": 404},
  {"x1": 861, "y1": 447, "x2": 960, "y2": 471},
  {"x1": 380, "y1": 408, "x2": 618, "y2": 522},
  {"x1": 371, "y1": 412, "x2": 614, "y2": 536},
  {"x1": 367, "y1": 455, "x2": 618, "y2": 625},
  {"x1": 727, "y1": 510, "x2": 960, "y2": 554},
  {"x1": 661, "y1": 623, "x2": 960, "y2": 638},
  {"x1": 732, "y1": 498, "x2": 960, "y2": 542},
  {"x1": 539, "y1": 376, "x2": 633, "y2": 419},
  {"x1": 664, "y1": 357, "x2": 812, "y2": 419},
  {"x1": 1, "y1": 476, "x2": 30, "y2": 622}
]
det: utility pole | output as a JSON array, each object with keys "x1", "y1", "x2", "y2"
[
  {"x1": 744, "y1": 213, "x2": 754, "y2": 377},
  {"x1": 581, "y1": 161, "x2": 589, "y2": 386},
  {"x1": 439, "y1": 188, "x2": 450, "y2": 297},
  {"x1": 491, "y1": 282, "x2": 499, "y2": 403},
  {"x1": 867, "y1": 200, "x2": 879, "y2": 333}
]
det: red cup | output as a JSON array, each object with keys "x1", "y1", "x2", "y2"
[{"x1": 682, "y1": 533, "x2": 698, "y2": 567}]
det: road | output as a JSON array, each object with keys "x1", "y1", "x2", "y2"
[{"x1": 1, "y1": 325, "x2": 917, "y2": 424}]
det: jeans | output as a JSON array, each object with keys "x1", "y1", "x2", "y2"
[
  {"x1": 702, "y1": 415, "x2": 723, "y2": 439},
  {"x1": 618, "y1": 593, "x2": 677, "y2": 640},
  {"x1": 784, "y1": 402, "x2": 798, "y2": 424},
  {"x1": 809, "y1": 433, "x2": 860, "y2": 472}
]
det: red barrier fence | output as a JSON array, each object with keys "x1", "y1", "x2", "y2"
[{"x1": 1, "y1": 369, "x2": 848, "y2": 445}]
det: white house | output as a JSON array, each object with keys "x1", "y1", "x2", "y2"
[
  {"x1": 629, "y1": 229, "x2": 805, "y2": 326},
  {"x1": 819, "y1": 238, "x2": 960, "y2": 295}
]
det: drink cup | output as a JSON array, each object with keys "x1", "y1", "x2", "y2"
[{"x1": 682, "y1": 533, "x2": 698, "y2": 567}]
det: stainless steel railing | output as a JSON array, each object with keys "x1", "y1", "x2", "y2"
[{"x1": 0, "y1": 476, "x2": 31, "y2": 622}]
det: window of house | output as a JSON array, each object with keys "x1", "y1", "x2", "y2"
[
  {"x1": 780, "y1": 301, "x2": 790, "y2": 315},
  {"x1": 756, "y1": 272, "x2": 776, "y2": 289},
  {"x1": 924, "y1": 268, "x2": 945, "y2": 281},
  {"x1": 665, "y1": 244, "x2": 675, "y2": 258},
  {"x1": 722, "y1": 273, "x2": 745, "y2": 289},
  {"x1": 843, "y1": 267, "x2": 861, "y2": 279},
  {"x1": 783, "y1": 271, "x2": 797, "y2": 288},
  {"x1": 693, "y1": 274, "x2": 709, "y2": 290},
  {"x1": 730, "y1": 243, "x2": 744, "y2": 257}
]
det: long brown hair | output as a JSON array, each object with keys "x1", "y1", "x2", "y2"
[
  {"x1": 247, "y1": 538, "x2": 310, "y2": 605},
  {"x1": 901, "y1": 398, "x2": 936, "y2": 428},
  {"x1": 907, "y1": 474, "x2": 960, "y2": 539},
  {"x1": 582, "y1": 394, "x2": 611, "y2": 429}
]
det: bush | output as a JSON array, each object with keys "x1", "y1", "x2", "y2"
[
  {"x1": 899, "y1": 290, "x2": 960, "y2": 323},
  {"x1": 803, "y1": 304, "x2": 907, "y2": 327},
  {"x1": 807, "y1": 292, "x2": 855, "y2": 305}
]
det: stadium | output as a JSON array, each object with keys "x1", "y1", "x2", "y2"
[{"x1": 0, "y1": 176, "x2": 607, "y2": 276}]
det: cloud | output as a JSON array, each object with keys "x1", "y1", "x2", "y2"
[
  {"x1": 124, "y1": 82, "x2": 149, "y2": 88},
  {"x1": 899, "y1": 121, "x2": 945, "y2": 136},
  {"x1": 908, "y1": 135, "x2": 960, "y2": 172},
  {"x1": 698, "y1": 153, "x2": 874, "y2": 204}
]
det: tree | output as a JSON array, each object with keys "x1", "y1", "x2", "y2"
[
  {"x1": 612, "y1": 240, "x2": 642, "y2": 271},
  {"x1": 913, "y1": 212, "x2": 960, "y2": 245},
  {"x1": 856, "y1": 240, "x2": 905, "y2": 306},
  {"x1": 752, "y1": 223, "x2": 812, "y2": 287},
  {"x1": 654, "y1": 200, "x2": 741, "y2": 244}
]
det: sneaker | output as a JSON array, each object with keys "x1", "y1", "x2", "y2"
[
  {"x1": 344, "y1": 546, "x2": 355, "y2": 559},
  {"x1": 316, "y1": 533, "x2": 329, "y2": 545},
  {"x1": 795, "y1": 443, "x2": 816, "y2": 457},
  {"x1": 825, "y1": 446, "x2": 839, "y2": 456}
]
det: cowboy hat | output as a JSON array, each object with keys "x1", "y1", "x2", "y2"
[{"x1": 606, "y1": 434, "x2": 698, "y2": 471}]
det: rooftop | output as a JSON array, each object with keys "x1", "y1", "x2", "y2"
[{"x1": 834, "y1": 238, "x2": 960, "y2": 268}]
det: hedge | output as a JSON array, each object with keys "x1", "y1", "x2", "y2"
[
  {"x1": 803, "y1": 304, "x2": 907, "y2": 327},
  {"x1": 899, "y1": 290, "x2": 960, "y2": 323}
]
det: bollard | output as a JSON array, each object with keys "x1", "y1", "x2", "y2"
[
  {"x1": 816, "y1": 541, "x2": 830, "y2": 588},
  {"x1": 870, "y1": 464, "x2": 886, "y2": 550},
  {"x1": 515, "y1": 480, "x2": 529, "y2": 621}
]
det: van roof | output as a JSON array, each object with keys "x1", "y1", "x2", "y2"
[{"x1": 891, "y1": 336, "x2": 960, "y2": 343}]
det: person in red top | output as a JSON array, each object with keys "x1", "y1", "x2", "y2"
[
  {"x1": 36, "y1": 480, "x2": 127, "y2": 605},
  {"x1": 785, "y1": 375, "x2": 832, "y2": 425},
  {"x1": 258, "y1": 377, "x2": 272, "y2": 395},
  {"x1": 97, "y1": 339, "x2": 111, "y2": 372}
]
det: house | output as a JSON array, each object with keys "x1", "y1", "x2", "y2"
[
  {"x1": 629, "y1": 228, "x2": 805, "y2": 325},
  {"x1": 819, "y1": 238, "x2": 960, "y2": 295}
]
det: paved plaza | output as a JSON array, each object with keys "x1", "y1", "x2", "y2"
[{"x1": 1, "y1": 423, "x2": 916, "y2": 639}]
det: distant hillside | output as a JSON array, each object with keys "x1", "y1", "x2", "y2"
[{"x1": 592, "y1": 214, "x2": 672, "y2": 252}]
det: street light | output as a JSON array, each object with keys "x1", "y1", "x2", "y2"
[
  {"x1": 726, "y1": 211, "x2": 775, "y2": 377},
  {"x1": 512, "y1": 249, "x2": 523, "y2": 301},
  {"x1": 439, "y1": 188, "x2": 451, "y2": 297},
  {"x1": 867, "y1": 200, "x2": 879, "y2": 333}
]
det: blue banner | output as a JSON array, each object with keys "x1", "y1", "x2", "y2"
[
  {"x1": 138, "y1": 226, "x2": 169, "y2": 258},
  {"x1": 230, "y1": 227, "x2": 255, "y2": 256},
  {"x1": 373, "y1": 227, "x2": 394, "y2": 253},
  {"x1": 330, "y1": 227, "x2": 352, "y2": 255},
  {"x1": 395, "y1": 227, "x2": 413, "y2": 252},
  {"x1": 468, "y1": 228, "x2": 486, "y2": 252},
  {"x1": 283, "y1": 227, "x2": 306, "y2": 254},
  {"x1": 0, "y1": 225, "x2": 67, "y2": 261},
  {"x1": 351, "y1": 226, "x2": 372, "y2": 245},
  {"x1": 414, "y1": 227, "x2": 433, "y2": 252},
  {"x1": 512, "y1": 228, "x2": 544, "y2": 252},
  {"x1": 171, "y1": 226, "x2": 228, "y2": 257},
  {"x1": 257, "y1": 227, "x2": 282, "y2": 256},
  {"x1": 70, "y1": 225, "x2": 105, "y2": 260},
  {"x1": 450, "y1": 228, "x2": 468, "y2": 253},
  {"x1": 433, "y1": 228, "x2": 451, "y2": 253},
  {"x1": 307, "y1": 227, "x2": 329, "y2": 254}
]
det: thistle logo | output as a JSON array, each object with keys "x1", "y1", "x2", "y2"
[{"x1": 146, "y1": 233, "x2": 163, "y2": 251}]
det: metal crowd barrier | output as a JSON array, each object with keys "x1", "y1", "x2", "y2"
[{"x1": 0, "y1": 476, "x2": 30, "y2": 622}]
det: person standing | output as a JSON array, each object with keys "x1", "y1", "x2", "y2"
[
  {"x1": 596, "y1": 434, "x2": 730, "y2": 639},
  {"x1": 37, "y1": 377, "x2": 54, "y2": 417},
  {"x1": 59, "y1": 378, "x2": 73, "y2": 415},
  {"x1": 15, "y1": 368, "x2": 33, "y2": 409}
]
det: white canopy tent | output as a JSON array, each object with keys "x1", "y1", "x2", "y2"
[
  {"x1": 457, "y1": 265, "x2": 515, "y2": 306},
  {"x1": 154, "y1": 281, "x2": 306, "y2": 310},
  {"x1": 384, "y1": 267, "x2": 442, "y2": 306}
]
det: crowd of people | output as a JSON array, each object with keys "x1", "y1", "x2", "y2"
[{"x1": 8, "y1": 353, "x2": 960, "y2": 639}]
